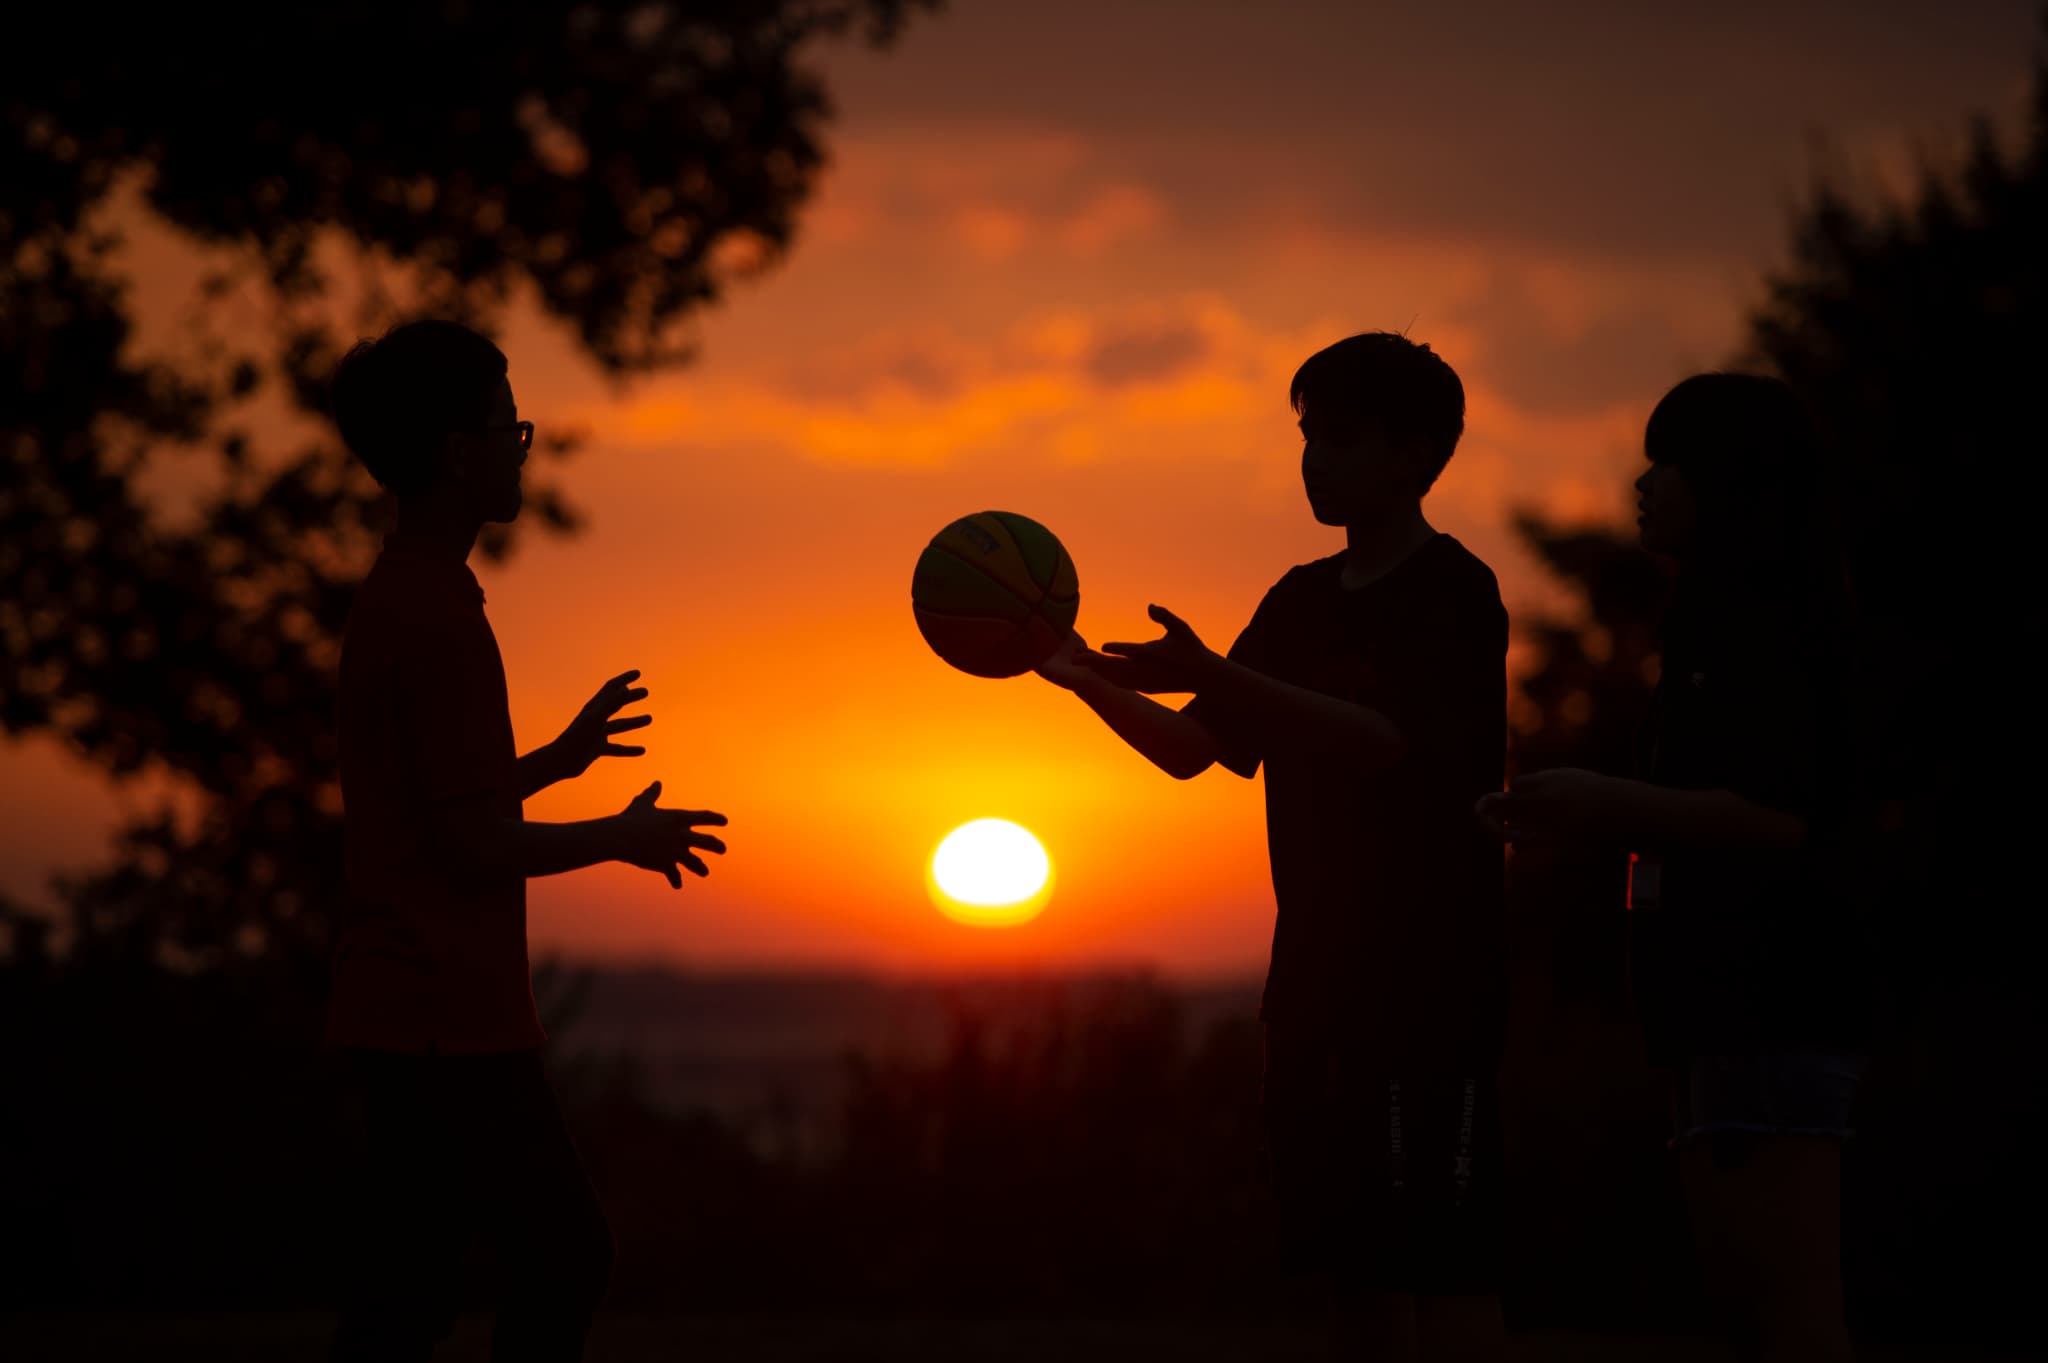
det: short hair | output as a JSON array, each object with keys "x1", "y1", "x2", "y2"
[
  {"x1": 330, "y1": 320, "x2": 508, "y2": 495},
  {"x1": 1646, "y1": 372, "x2": 1854, "y2": 662},
  {"x1": 1645, "y1": 372, "x2": 1821, "y2": 574},
  {"x1": 1289, "y1": 332, "x2": 1466, "y2": 492}
]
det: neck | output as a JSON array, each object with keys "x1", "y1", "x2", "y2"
[
  {"x1": 394, "y1": 495, "x2": 483, "y2": 565},
  {"x1": 1341, "y1": 501, "x2": 1435, "y2": 587}
]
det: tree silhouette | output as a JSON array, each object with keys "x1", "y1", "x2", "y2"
[
  {"x1": 1749, "y1": 39, "x2": 2047, "y2": 641},
  {"x1": 0, "y1": 1, "x2": 934, "y2": 973}
]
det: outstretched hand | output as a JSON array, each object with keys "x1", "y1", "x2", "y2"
[
  {"x1": 549, "y1": 669, "x2": 653, "y2": 781},
  {"x1": 1475, "y1": 768, "x2": 1627, "y2": 844},
  {"x1": 615, "y1": 781, "x2": 727, "y2": 888},
  {"x1": 1090, "y1": 605, "x2": 1220, "y2": 694}
]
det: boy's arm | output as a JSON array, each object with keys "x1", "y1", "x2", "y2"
[
  {"x1": 516, "y1": 745, "x2": 574, "y2": 802},
  {"x1": 1041, "y1": 637, "x2": 1218, "y2": 779},
  {"x1": 1184, "y1": 652, "x2": 1408, "y2": 771},
  {"x1": 441, "y1": 781, "x2": 727, "y2": 886},
  {"x1": 1619, "y1": 781, "x2": 1808, "y2": 850},
  {"x1": 1094, "y1": 606, "x2": 1408, "y2": 772},
  {"x1": 1477, "y1": 772, "x2": 1806, "y2": 852},
  {"x1": 518, "y1": 669, "x2": 654, "y2": 801}
]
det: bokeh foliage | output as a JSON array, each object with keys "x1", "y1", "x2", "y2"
[{"x1": 1, "y1": 0, "x2": 934, "y2": 969}]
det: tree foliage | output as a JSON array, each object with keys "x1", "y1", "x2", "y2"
[
  {"x1": 0, "y1": 1, "x2": 934, "y2": 969},
  {"x1": 1748, "y1": 41, "x2": 2048, "y2": 635}
]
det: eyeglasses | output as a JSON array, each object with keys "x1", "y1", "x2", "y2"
[{"x1": 484, "y1": 420, "x2": 535, "y2": 451}]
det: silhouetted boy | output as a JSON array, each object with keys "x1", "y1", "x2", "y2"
[
  {"x1": 1039, "y1": 333, "x2": 1508, "y2": 1360},
  {"x1": 326, "y1": 320, "x2": 727, "y2": 1362}
]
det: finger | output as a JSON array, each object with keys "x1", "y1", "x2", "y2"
[
  {"x1": 601, "y1": 743, "x2": 647, "y2": 757},
  {"x1": 1148, "y1": 604, "x2": 1192, "y2": 635},
  {"x1": 607, "y1": 715, "x2": 653, "y2": 734},
  {"x1": 603, "y1": 669, "x2": 642, "y2": 692},
  {"x1": 678, "y1": 810, "x2": 728, "y2": 827},
  {"x1": 685, "y1": 833, "x2": 727, "y2": 856},
  {"x1": 629, "y1": 781, "x2": 661, "y2": 809},
  {"x1": 680, "y1": 853, "x2": 710, "y2": 878},
  {"x1": 1099, "y1": 641, "x2": 1151, "y2": 657},
  {"x1": 606, "y1": 686, "x2": 650, "y2": 712},
  {"x1": 664, "y1": 864, "x2": 683, "y2": 889}
]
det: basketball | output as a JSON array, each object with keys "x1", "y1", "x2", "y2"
[{"x1": 911, "y1": 511, "x2": 1080, "y2": 678}]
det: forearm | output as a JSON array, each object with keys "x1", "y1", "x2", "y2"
[
  {"x1": 515, "y1": 742, "x2": 568, "y2": 802},
  {"x1": 513, "y1": 816, "x2": 628, "y2": 877},
  {"x1": 451, "y1": 812, "x2": 622, "y2": 878},
  {"x1": 1072, "y1": 674, "x2": 1217, "y2": 779},
  {"x1": 1190, "y1": 655, "x2": 1405, "y2": 769},
  {"x1": 1616, "y1": 780, "x2": 1808, "y2": 851}
]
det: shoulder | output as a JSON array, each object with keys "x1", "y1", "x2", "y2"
[
  {"x1": 1425, "y1": 535, "x2": 1504, "y2": 605},
  {"x1": 347, "y1": 554, "x2": 485, "y2": 658},
  {"x1": 1417, "y1": 537, "x2": 1507, "y2": 640},
  {"x1": 1266, "y1": 553, "x2": 1344, "y2": 600},
  {"x1": 1242, "y1": 555, "x2": 1342, "y2": 625}
]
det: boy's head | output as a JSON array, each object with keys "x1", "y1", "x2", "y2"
[
  {"x1": 1636, "y1": 372, "x2": 1818, "y2": 569},
  {"x1": 1290, "y1": 332, "x2": 1465, "y2": 526},
  {"x1": 331, "y1": 320, "x2": 527, "y2": 523}
]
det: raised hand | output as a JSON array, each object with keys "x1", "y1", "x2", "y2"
[
  {"x1": 549, "y1": 669, "x2": 653, "y2": 781},
  {"x1": 1090, "y1": 604, "x2": 1220, "y2": 693},
  {"x1": 614, "y1": 780, "x2": 728, "y2": 888}
]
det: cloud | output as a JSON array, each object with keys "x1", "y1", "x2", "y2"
[
  {"x1": 588, "y1": 298, "x2": 1314, "y2": 470},
  {"x1": 1083, "y1": 316, "x2": 1210, "y2": 387},
  {"x1": 805, "y1": 130, "x2": 1170, "y2": 262}
]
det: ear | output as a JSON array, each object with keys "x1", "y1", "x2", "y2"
[
  {"x1": 436, "y1": 429, "x2": 478, "y2": 482},
  {"x1": 1398, "y1": 438, "x2": 1440, "y2": 494}
]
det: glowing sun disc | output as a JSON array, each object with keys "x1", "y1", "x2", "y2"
[{"x1": 929, "y1": 819, "x2": 1053, "y2": 927}]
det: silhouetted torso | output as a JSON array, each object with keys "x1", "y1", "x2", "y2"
[
  {"x1": 329, "y1": 534, "x2": 544, "y2": 1054},
  {"x1": 1188, "y1": 535, "x2": 1507, "y2": 1064},
  {"x1": 1631, "y1": 601, "x2": 1865, "y2": 1063}
]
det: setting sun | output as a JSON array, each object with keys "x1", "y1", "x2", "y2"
[{"x1": 928, "y1": 818, "x2": 1054, "y2": 928}]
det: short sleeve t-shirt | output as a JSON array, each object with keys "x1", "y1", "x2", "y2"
[
  {"x1": 1185, "y1": 535, "x2": 1508, "y2": 1064},
  {"x1": 1630, "y1": 607, "x2": 1865, "y2": 1062},
  {"x1": 326, "y1": 535, "x2": 546, "y2": 1055}
]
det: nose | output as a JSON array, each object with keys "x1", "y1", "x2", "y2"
[{"x1": 1634, "y1": 468, "x2": 1653, "y2": 494}]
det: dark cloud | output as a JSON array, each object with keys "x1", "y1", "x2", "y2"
[
  {"x1": 1084, "y1": 320, "x2": 1209, "y2": 387},
  {"x1": 827, "y1": 0, "x2": 2039, "y2": 259}
]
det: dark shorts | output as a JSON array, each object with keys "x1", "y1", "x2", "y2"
[
  {"x1": 331, "y1": 1050, "x2": 613, "y2": 1362},
  {"x1": 1261, "y1": 1024, "x2": 1503, "y2": 1293},
  {"x1": 1669, "y1": 1049, "x2": 1867, "y2": 1162}
]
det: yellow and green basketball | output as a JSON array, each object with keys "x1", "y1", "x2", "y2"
[{"x1": 911, "y1": 511, "x2": 1080, "y2": 678}]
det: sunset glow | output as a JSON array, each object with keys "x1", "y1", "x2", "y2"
[
  {"x1": 929, "y1": 819, "x2": 1053, "y2": 927},
  {"x1": 0, "y1": 1, "x2": 2031, "y2": 979}
]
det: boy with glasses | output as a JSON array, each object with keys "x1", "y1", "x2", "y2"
[{"x1": 326, "y1": 319, "x2": 727, "y2": 1360}]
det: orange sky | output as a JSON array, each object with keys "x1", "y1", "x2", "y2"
[{"x1": 2, "y1": 0, "x2": 2037, "y2": 974}]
